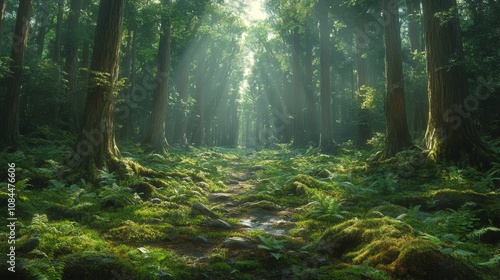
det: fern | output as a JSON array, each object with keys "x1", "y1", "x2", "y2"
[
  {"x1": 307, "y1": 195, "x2": 348, "y2": 222},
  {"x1": 478, "y1": 254, "x2": 500, "y2": 267},
  {"x1": 466, "y1": 226, "x2": 500, "y2": 239}
]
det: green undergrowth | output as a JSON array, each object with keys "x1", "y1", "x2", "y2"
[{"x1": 0, "y1": 130, "x2": 499, "y2": 279}]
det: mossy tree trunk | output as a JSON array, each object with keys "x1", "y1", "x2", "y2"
[
  {"x1": 380, "y1": 0, "x2": 412, "y2": 159},
  {"x1": 422, "y1": 0, "x2": 496, "y2": 167},
  {"x1": 0, "y1": 0, "x2": 32, "y2": 148},
  {"x1": 292, "y1": 26, "x2": 306, "y2": 147},
  {"x1": 75, "y1": 0, "x2": 124, "y2": 173},
  {"x1": 319, "y1": 0, "x2": 336, "y2": 153},
  {"x1": 143, "y1": 0, "x2": 171, "y2": 152}
]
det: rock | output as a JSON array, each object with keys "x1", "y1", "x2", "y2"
[
  {"x1": 191, "y1": 202, "x2": 219, "y2": 219},
  {"x1": 197, "y1": 181, "x2": 210, "y2": 189},
  {"x1": 242, "y1": 200, "x2": 282, "y2": 210},
  {"x1": 225, "y1": 179, "x2": 239, "y2": 185},
  {"x1": 221, "y1": 237, "x2": 254, "y2": 249},
  {"x1": 62, "y1": 252, "x2": 145, "y2": 280},
  {"x1": 317, "y1": 218, "x2": 479, "y2": 279},
  {"x1": 208, "y1": 193, "x2": 232, "y2": 202},
  {"x1": 249, "y1": 166, "x2": 263, "y2": 172},
  {"x1": 194, "y1": 236, "x2": 210, "y2": 244},
  {"x1": 130, "y1": 182, "x2": 156, "y2": 199},
  {"x1": 237, "y1": 175, "x2": 250, "y2": 181},
  {"x1": 210, "y1": 219, "x2": 233, "y2": 229}
]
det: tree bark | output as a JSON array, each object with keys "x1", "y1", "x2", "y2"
[
  {"x1": 143, "y1": 0, "x2": 171, "y2": 152},
  {"x1": 406, "y1": 0, "x2": 427, "y2": 135},
  {"x1": 380, "y1": 0, "x2": 412, "y2": 159},
  {"x1": 73, "y1": 0, "x2": 124, "y2": 172},
  {"x1": 0, "y1": 0, "x2": 6, "y2": 56},
  {"x1": 291, "y1": 26, "x2": 306, "y2": 147},
  {"x1": 172, "y1": 60, "x2": 190, "y2": 146},
  {"x1": 304, "y1": 29, "x2": 318, "y2": 144},
  {"x1": 319, "y1": 0, "x2": 335, "y2": 153},
  {"x1": 65, "y1": 0, "x2": 83, "y2": 128},
  {"x1": 355, "y1": 16, "x2": 372, "y2": 148},
  {"x1": 0, "y1": 0, "x2": 32, "y2": 148},
  {"x1": 422, "y1": 0, "x2": 496, "y2": 167},
  {"x1": 52, "y1": 0, "x2": 64, "y2": 62},
  {"x1": 35, "y1": 1, "x2": 49, "y2": 59}
]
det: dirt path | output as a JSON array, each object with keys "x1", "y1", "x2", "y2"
[{"x1": 162, "y1": 154, "x2": 299, "y2": 269}]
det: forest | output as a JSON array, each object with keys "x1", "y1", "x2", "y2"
[{"x1": 0, "y1": 0, "x2": 499, "y2": 279}]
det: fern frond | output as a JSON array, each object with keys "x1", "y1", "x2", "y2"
[{"x1": 466, "y1": 226, "x2": 500, "y2": 239}]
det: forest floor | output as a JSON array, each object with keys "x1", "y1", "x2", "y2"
[{"x1": 1, "y1": 127, "x2": 500, "y2": 279}]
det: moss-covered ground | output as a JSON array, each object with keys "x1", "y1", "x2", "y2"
[{"x1": 0, "y1": 127, "x2": 499, "y2": 279}]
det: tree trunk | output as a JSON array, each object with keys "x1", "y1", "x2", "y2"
[
  {"x1": 406, "y1": 0, "x2": 427, "y2": 135},
  {"x1": 52, "y1": 0, "x2": 64, "y2": 62},
  {"x1": 354, "y1": 16, "x2": 373, "y2": 148},
  {"x1": 73, "y1": 0, "x2": 124, "y2": 172},
  {"x1": 319, "y1": 0, "x2": 335, "y2": 153},
  {"x1": 422, "y1": 0, "x2": 495, "y2": 167},
  {"x1": 144, "y1": 0, "x2": 171, "y2": 152},
  {"x1": 291, "y1": 26, "x2": 305, "y2": 147},
  {"x1": 35, "y1": 2, "x2": 49, "y2": 59},
  {"x1": 0, "y1": 0, "x2": 32, "y2": 148},
  {"x1": 0, "y1": 0, "x2": 6, "y2": 56},
  {"x1": 172, "y1": 56, "x2": 190, "y2": 146},
  {"x1": 304, "y1": 29, "x2": 318, "y2": 144},
  {"x1": 380, "y1": 0, "x2": 412, "y2": 159},
  {"x1": 65, "y1": 0, "x2": 83, "y2": 128},
  {"x1": 191, "y1": 58, "x2": 206, "y2": 146}
]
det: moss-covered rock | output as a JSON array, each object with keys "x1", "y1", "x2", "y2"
[
  {"x1": 316, "y1": 218, "x2": 479, "y2": 279},
  {"x1": 390, "y1": 240, "x2": 477, "y2": 279},
  {"x1": 287, "y1": 174, "x2": 326, "y2": 190},
  {"x1": 129, "y1": 182, "x2": 157, "y2": 199},
  {"x1": 62, "y1": 252, "x2": 149, "y2": 280}
]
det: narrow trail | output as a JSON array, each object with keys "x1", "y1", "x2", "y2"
[{"x1": 161, "y1": 153, "x2": 301, "y2": 269}]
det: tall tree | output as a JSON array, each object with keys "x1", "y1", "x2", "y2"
[
  {"x1": 35, "y1": 1, "x2": 49, "y2": 58},
  {"x1": 64, "y1": 0, "x2": 83, "y2": 128},
  {"x1": 291, "y1": 25, "x2": 306, "y2": 146},
  {"x1": 354, "y1": 16, "x2": 372, "y2": 148},
  {"x1": 65, "y1": 0, "x2": 83, "y2": 100},
  {"x1": 144, "y1": 0, "x2": 171, "y2": 152},
  {"x1": 379, "y1": 0, "x2": 412, "y2": 158},
  {"x1": 74, "y1": 0, "x2": 125, "y2": 172},
  {"x1": 405, "y1": 0, "x2": 427, "y2": 134},
  {"x1": 0, "y1": 0, "x2": 6, "y2": 56},
  {"x1": 0, "y1": 0, "x2": 32, "y2": 148},
  {"x1": 318, "y1": 0, "x2": 335, "y2": 153},
  {"x1": 52, "y1": 0, "x2": 64, "y2": 62},
  {"x1": 422, "y1": 0, "x2": 495, "y2": 166}
]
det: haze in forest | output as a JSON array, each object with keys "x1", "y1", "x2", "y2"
[{"x1": 0, "y1": 0, "x2": 499, "y2": 279}]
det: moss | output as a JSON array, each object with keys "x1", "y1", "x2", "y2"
[
  {"x1": 129, "y1": 182, "x2": 157, "y2": 199},
  {"x1": 390, "y1": 239, "x2": 478, "y2": 279},
  {"x1": 318, "y1": 218, "x2": 479, "y2": 279},
  {"x1": 62, "y1": 252, "x2": 150, "y2": 280},
  {"x1": 106, "y1": 220, "x2": 174, "y2": 242},
  {"x1": 287, "y1": 174, "x2": 326, "y2": 190}
]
